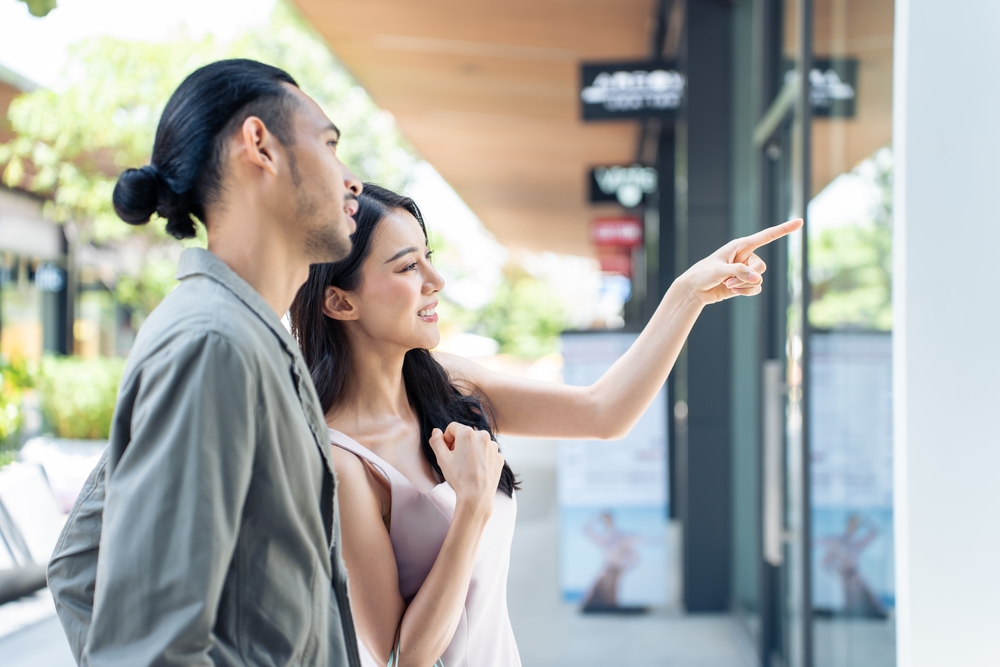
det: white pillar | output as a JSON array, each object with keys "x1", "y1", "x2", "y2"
[{"x1": 893, "y1": 1, "x2": 1000, "y2": 665}]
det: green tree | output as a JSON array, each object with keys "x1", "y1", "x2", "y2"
[
  {"x1": 809, "y1": 148, "x2": 893, "y2": 331},
  {"x1": 0, "y1": 0, "x2": 414, "y2": 322},
  {"x1": 475, "y1": 265, "x2": 566, "y2": 359},
  {"x1": 16, "y1": 0, "x2": 56, "y2": 18}
]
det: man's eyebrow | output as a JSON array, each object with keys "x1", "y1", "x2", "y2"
[
  {"x1": 325, "y1": 123, "x2": 341, "y2": 140},
  {"x1": 385, "y1": 247, "x2": 419, "y2": 264}
]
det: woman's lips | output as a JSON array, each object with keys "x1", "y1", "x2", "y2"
[{"x1": 418, "y1": 303, "x2": 438, "y2": 322}]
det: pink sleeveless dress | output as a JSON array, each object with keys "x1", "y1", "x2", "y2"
[{"x1": 329, "y1": 429, "x2": 522, "y2": 667}]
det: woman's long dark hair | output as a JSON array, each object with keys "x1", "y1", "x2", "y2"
[{"x1": 290, "y1": 184, "x2": 517, "y2": 497}]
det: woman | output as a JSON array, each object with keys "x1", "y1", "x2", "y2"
[{"x1": 289, "y1": 184, "x2": 800, "y2": 667}]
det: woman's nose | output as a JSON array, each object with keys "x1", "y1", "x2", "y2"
[{"x1": 424, "y1": 266, "x2": 445, "y2": 293}]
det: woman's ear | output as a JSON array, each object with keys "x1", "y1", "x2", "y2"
[{"x1": 322, "y1": 286, "x2": 358, "y2": 321}]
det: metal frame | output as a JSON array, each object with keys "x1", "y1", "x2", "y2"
[{"x1": 752, "y1": 0, "x2": 813, "y2": 663}]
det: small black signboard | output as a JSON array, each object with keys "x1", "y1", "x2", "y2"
[
  {"x1": 580, "y1": 60, "x2": 685, "y2": 121},
  {"x1": 786, "y1": 58, "x2": 859, "y2": 118},
  {"x1": 589, "y1": 165, "x2": 658, "y2": 208}
]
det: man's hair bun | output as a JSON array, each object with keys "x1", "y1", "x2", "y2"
[
  {"x1": 112, "y1": 60, "x2": 299, "y2": 240},
  {"x1": 113, "y1": 165, "x2": 161, "y2": 226}
]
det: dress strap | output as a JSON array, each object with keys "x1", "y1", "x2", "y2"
[{"x1": 328, "y1": 428, "x2": 399, "y2": 487}]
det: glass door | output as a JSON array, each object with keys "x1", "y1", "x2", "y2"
[
  {"x1": 754, "y1": 0, "x2": 812, "y2": 665},
  {"x1": 754, "y1": 0, "x2": 897, "y2": 665}
]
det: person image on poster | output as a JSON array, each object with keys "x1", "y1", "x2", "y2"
[
  {"x1": 581, "y1": 512, "x2": 644, "y2": 611},
  {"x1": 819, "y1": 513, "x2": 888, "y2": 618}
]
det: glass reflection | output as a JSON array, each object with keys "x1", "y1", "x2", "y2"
[{"x1": 808, "y1": 0, "x2": 896, "y2": 665}]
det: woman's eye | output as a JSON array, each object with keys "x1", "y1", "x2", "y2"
[{"x1": 402, "y1": 262, "x2": 418, "y2": 272}]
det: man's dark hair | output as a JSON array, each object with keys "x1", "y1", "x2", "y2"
[{"x1": 113, "y1": 59, "x2": 300, "y2": 239}]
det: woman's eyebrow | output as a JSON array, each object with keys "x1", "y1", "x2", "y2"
[{"x1": 385, "y1": 247, "x2": 419, "y2": 263}]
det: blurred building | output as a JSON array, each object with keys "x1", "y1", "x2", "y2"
[
  {"x1": 293, "y1": 1, "x2": 997, "y2": 666},
  {"x1": 0, "y1": 65, "x2": 71, "y2": 361},
  {"x1": 0, "y1": 64, "x2": 132, "y2": 363}
]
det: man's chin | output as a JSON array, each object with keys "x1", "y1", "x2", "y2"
[
  {"x1": 327, "y1": 237, "x2": 352, "y2": 263},
  {"x1": 306, "y1": 228, "x2": 353, "y2": 264}
]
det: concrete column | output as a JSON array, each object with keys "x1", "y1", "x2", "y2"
[
  {"x1": 893, "y1": 1, "x2": 1000, "y2": 665},
  {"x1": 681, "y1": 0, "x2": 734, "y2": 612}
]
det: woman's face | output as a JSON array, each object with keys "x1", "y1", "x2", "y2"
[{"x1": 349, "y1": 207, "x2": 445, "y2": 352}]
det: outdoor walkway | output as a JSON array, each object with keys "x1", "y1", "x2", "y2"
[
  {"x1": 0, "y1": 438, "x2": 754, "y2": 667},
  {"x1": 504, "y1": 437, "x2": 754, "y2": 667}
]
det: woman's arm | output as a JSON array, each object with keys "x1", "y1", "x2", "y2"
[
  {"x1": 438, "y1": 219, "x2": 802, "y2": 440},
  {"x1": 336, "y1": 424, "x2": 504, "y2": 667}
]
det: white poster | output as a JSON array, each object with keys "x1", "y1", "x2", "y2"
[
  {"x1": 810, "y1": 331, "x2": 895, "y2": 616},
  {"x1": 558, "y1": 332, "x2": 669, "y2": 611}
]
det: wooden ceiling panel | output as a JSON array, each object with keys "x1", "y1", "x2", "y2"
[{"x1": 293, "y1": 0, "x2": 652, "y2": 256}]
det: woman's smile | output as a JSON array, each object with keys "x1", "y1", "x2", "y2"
[{"x1": 419, "y1": 301, "x2": 439, "y2": 322}]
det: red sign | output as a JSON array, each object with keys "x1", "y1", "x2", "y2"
[
  {"x1": 590, "y1": 216, "x2": 644, "y2": 248},
  {"x1": 596, "y1": 245, "x2": 633, "y2": 277}
]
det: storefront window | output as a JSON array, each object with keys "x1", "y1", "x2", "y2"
[
  {"x1": 74, "y1": 268, "x2": 120, "y2": 359},
  {"x1": 1, "y1": 253, "x2": 44, "y2": 362},
  {"x1": 807, "y1": 0, "x2": 895, "y2": 664}
]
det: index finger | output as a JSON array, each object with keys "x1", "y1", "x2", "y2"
[{"x1": 741, "y1": 218, "x2": 803, "y2": 251}]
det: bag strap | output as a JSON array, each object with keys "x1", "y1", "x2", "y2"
[{"x1": 385, "y1": 618, "x2": 445, "y2": 667}]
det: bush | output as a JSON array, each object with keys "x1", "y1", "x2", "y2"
[
  {"x1": 476, "y1": 266, "x2": 566, "y2": 359},
  {"x1": 0, "y1": 356, "x2": 34, "y2": 459},
  {"x1": 38, "y1": 356, "x2": 125, "y2": 440}
]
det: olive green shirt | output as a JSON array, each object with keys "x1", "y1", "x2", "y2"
[{"x1": 47, "y1": 248, "x2": 359, "y2": 667}]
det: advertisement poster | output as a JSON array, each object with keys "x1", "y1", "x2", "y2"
[
  {"x1": 810, "y1": 331, "x2": 895, "y2": 617},
  {"x1": 557, "y1": 332, "x2": 669, "y2": 611}
]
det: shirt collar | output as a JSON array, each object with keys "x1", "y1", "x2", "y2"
[{"x1": 175, "y1": 247, "x2": 297, "y2": 353}]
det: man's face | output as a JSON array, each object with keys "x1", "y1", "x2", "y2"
[{"x1": 280, "y1": 84, "x2": 362, "y2": 263}]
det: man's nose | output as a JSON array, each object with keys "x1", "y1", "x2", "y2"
[{"x1": 342, "y1": 164, "x2": 362, "y2": 196}]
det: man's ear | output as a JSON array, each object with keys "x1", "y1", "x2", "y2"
[
  {"x1": 322, "y1": 286, "x2": 358, "y2": 321},
  {"x1": 237, "y1": 116, "x2": 280, "y2": 177}
]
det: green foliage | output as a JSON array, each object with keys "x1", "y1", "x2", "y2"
[
  {"x1": 475, "y1": 266, "x2": 566, "y2": 359},
  {"x1": 0, "y1": 0, "x2": 415, "y2": 320},
  {"x1": 0, "y1": 450, "x2": 15, "y2": 469},
  {"x1": 37, "y1": 355, "x2": 125, "y2": 440},
  {"x1": 0, "y1": 356, "x2": 35, "y2": 454},
  {"x1": 809, "y1": 225, "x2": 892, "y2": 330},
  {"x1": 17, "y1": 0, "x2": 56, "y2": 17},
  {"x1": 115, "y1": 256, "x2": 184, "y2": 321},
  {"x1": 809, "y1": 149, "x2": 893, "y2": 331}
]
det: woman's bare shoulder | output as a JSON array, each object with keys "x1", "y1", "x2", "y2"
[{"x1": 330, "y1": 442, "x2": 391, "y2": 524}]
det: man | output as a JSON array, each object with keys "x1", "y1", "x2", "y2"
[{"x1": 47, "y1": 59, "x2": 363, "y2": 666}]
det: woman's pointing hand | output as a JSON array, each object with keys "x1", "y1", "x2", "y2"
[{"x1": 678, "y1": 218, "x2": 803, "y2": 306}]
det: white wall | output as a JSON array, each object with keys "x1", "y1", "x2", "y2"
[
  {"x1": 893, "y1": 1, "x2": 1000, "y2": 665},
  {"x1": 0, "y1": 187, "x2": 63, "y2": 260}
]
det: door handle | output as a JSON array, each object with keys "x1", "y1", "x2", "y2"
[{"x1": 762, "y1": 359, "x2": 785, "y2": 566}]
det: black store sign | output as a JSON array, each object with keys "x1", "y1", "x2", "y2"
[
  {"x1": 786, "y1": 58, "x2": 859, "y2": 118},
  {"x1": 589, "y1": 165, "x2": 658, "y2": 208},
  {"x1": 580, "y1": 60, "x2": 685, "y2": 121}
]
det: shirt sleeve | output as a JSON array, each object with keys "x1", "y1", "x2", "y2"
[
  {"x1": 47, "y1": 448, "x2": 108, "y2": 663},
  {"x1": 82, "y1": 333, "x2": 257, "y2": 667}
]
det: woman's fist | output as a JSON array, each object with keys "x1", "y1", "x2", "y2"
[{"x1": 429, "y1": 423, "x2": 505, "y2": 518}]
